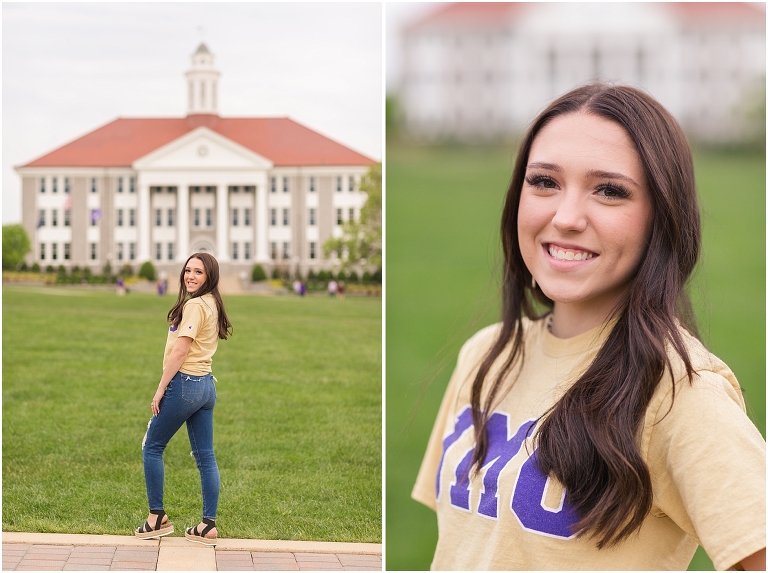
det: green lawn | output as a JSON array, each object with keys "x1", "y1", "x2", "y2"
[
  {"x1": 385, "y1": 143, "x2": 765, "y2": 570},
  {"x1": 3, "y1": 289, "x2": 381, "y2": 543}
]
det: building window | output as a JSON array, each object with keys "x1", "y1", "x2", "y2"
[
  {"x1": 244, "y1": 208, "x2": 251, "y2": 226},
  {"x1": 309, "y1": 242, "x2": 316, "y2": 260},
  {"x1": 117, "y1": 243, "x2": 124, "y2": 261},
  {"x1": 155, "y1": 243, "x2": 162, "y2": 261},
  {"x1": 40, "y1": 243, "x2": 46, "y2": 261},
  {"x1": 244, "y1": 185, "x2": 254, "y2": 193},
  {"x1": 270, "y1": 242, "x2": 277, "y2": 260},
  {"x1": 130, "y1": 177, "x2": 135, "y2": 193},
  {"x1": 155, "y1": 209, "x2": 162, "y2": 227},
  {"x1": 52, "y1": 243, "x2": 58, "y2": 260},
  {"x1": 64, "y1": 210, "x2": 71, "y2": 227},
  {"x1": 129, "y1": 243, "x2": 136, "y2": 260},
  {"x1": 194, "y1": 209, "x2": 200, "y2": 227},
  {"x1": 168, "y1": 243, "x2": 174, "y2": 261},
  {"x1": 52, "y1": 177, "x2": 58, "y2": 193},
  {"x1": 270, "y1": 208, "x2": 277, "y2": 226},
  {"x1": 40, "y1": 178, "x2": 46, "y2": 193},
  {"x1": 283, "y1": 177, "x2": 288, "y2": 193},
  {"x1": 348, "y1": 176, "x2": 355, "y2": 192},
  {"x1": 118, "y1": 177, "x2": 123, "y2": 193},
  {"x1": 52, "y1": 209, "x2": 58, "y2": 227},
  {"x1": 282, "y1": 242, "x2": 290, "y2": 259},
  {"x1": 129, "y1": 209, "x2": 136, "y2": 227},
  {"x1": 282, "y1": 208, "x2": 289, "y2": 226},
  {"x1": 336, "y1": 176, "x2": 342, "y2": 192},
  {"x1": 191, "y1": 186, "x2": 200, "y2": 194},
  {"x1": 309, "y1": 208, "x2": 316, "y2": 226},
  {"x1": 206, "y1": 208, "x2": 212, "y2": 227},
  {"x1": 232, "y1": 242, "x2": 238, "y2": 260},
  {"x1": 64, "y1": 178, "x2": 70, "y2": 194},
  {"x1": 270, "y1": 177, "x2": 276, "y2": 193},
  {"x1": 230, "y1": 186, "x2": 239, "y2": 193},
  {"x1": 64, "y1": 243, "x2": 70, "y2": 260},
  {"x1": 91, "y1": 178, "x2": 97, "y2": 193},
  {"x1": 348, "y1": 208, "x2": 354, "y2": 222},
  {"x1": 205, "y1": 186, "x2": 214, "y2": 194},
  {"x1": 336, "y1": 208, "x2": 343, "y2": 225},
  {"x1": 232, "y1": 208, "x2": 239, "y2": 226},
  {"x1": 309, "y1": 177, "x2": 315, "y2": 192},
  {"x1": 117, "y1": 209, "x2": 124, "y2": 227},
  {"x1": 244, "y1": 242, "x2": 251, "y2": 260},
  {"x1": 167, "y1": 208, "x2": 174, "y2": 227},
  {"x1": 90, "y1": 243, "x2": 97, "y2": 260},
  {"x1": 38, "y1": 209, "x2": 45, "y2": 227}
]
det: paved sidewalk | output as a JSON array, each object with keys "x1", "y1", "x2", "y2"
[{"x1": 2, "y1": 533, "x2": 382, "y2": 571}]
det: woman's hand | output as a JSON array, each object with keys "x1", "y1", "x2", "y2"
[
  {"x1": 151, "y1": 387, "x2": 165, "y2": 416},
  {"x1": 152, "y1": 335, "x2": 193, "y2": 417}
]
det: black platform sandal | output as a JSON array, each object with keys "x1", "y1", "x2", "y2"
[
  {"x1": 185, "y1": 518, "x2": 217, "y2": 546},
  {"x1": 135, "y1": 509, "x2": 174, "y2": 539}
]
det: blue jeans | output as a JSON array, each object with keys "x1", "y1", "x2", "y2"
[{"x1": 142, "y1": 371, "x2": 219, "y2": 520}]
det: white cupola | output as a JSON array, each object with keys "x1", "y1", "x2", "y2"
[{"x1": 185, "y1": 43, "x2": 220, "y2": 115}]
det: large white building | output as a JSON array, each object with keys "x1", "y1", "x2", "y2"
[
  {"x1": 400, "y1": 2, "x2": 765, "y2": 142},
  {"x1": 17, "y1": 43, "x2": 375, "y2": 276}
]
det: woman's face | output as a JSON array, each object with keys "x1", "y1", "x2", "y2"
[
  {"x1": 517, "y1": 112, "x2": 653, "y2": 318},
  {"x1": 184, "y1": 257, "x2": 207, "y2": 294}
]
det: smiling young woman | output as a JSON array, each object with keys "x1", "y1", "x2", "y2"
[
  {"x1": 136, "y1": 252, "x2": 232, "y2": 546},
  {"x1": 412, "y1": 84, "x2": 766, "y2": 570}
]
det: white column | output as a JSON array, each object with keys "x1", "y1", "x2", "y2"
[
  {"x1": 138, "y1": 178, "x2": 151, "y2": 262},
  {"x1": 177, "y1": 183, "x2": 189, "y2": 260},
  {"x1": 255, "y1": 173, "x2": 269, "y2": 262},
  {"x1": 216, "y1": 183, "x2": 229, "y2": 261}
]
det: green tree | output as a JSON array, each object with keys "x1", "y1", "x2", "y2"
[
  {"x1": 2, "y1": 224, "x2": 31, "y2": 270},
  {"x1": 251, "y1": 264, "x2": 267, "y2": 282},
  {"x1": 323, "y1": 163, "x2": 382, "y2": 270},
  {"x1": 139, "y1": 261, "x2": 156, "y2": 281}
]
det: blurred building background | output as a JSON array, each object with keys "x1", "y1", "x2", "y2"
[{"x1": 397, "y1": 2, "x2": 765, "y2": 143}]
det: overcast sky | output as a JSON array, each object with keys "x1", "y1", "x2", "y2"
[{"x1": 2, "y1": 2, "x2": 383, "y2": 224}]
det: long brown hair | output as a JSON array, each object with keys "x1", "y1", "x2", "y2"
[
  {"x1": 167, "y1": 252, "x2": 233, "y2": 340},
  {"x1": 470, "y1": 84, "x2": 700, "y2": 547}
]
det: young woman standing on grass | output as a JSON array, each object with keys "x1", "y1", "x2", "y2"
[
  {"x1": 413, "y1": 84, "x2": 766, "y2": 570},
  {"x1": 136, "y1": 252, "x2": 232, "y2": 546}
]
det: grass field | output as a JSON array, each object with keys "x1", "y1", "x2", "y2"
[
  {"x1": 3, "y1": 288, "x2": 381, "y2": 543},
  {"x1": 385, "y1": 142, "x2": 765, "y2": 570}
]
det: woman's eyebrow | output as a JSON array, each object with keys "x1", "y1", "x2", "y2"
[
  {"x1": 527, "y1": 161, "x2": 562, "y2": 172},
  {"x1": 586, "y1": 169, "x2": 640, "y2": 187}
]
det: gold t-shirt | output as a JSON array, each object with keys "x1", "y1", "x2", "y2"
[
  {"x1": 163, "y1": 293, "x2": 219, "y2": 376},
  {"x1": 413, "y1": 318, "x2": 766, "y2": 570}
]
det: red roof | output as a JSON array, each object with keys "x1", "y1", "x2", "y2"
[
  {"x1": 408, "y1": 2, "x2": 764, "y2": 29},
  {"x1": 23, "y1": 115, "x2": 375, "y2": 168},
  {"x1": 406, "y1": 3, "x2": 532, "y2": 30}
]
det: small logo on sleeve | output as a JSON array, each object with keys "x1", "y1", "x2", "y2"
[{"x1": 170, "y1": 325, "x2": 178, "y2": 332}]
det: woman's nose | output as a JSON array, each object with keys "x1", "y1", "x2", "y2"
[{"x1": 551, "y1": 191, "x2": 588, "y2": 233}]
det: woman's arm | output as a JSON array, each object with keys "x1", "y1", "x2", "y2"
[
  {"x1": 738, "y1": 547, "x2": 766, "y2": 571},
  {"x1": 151, "y1": 336, "x2": 193, "y2": 416}
]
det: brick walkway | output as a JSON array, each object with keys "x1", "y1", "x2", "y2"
[{"x1": 2, "y1": 534, "x2": 382, "y2": 571}]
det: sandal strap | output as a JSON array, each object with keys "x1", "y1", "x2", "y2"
[
  {"x1": 149, "y1": 510, "x2": 166, "y2": 531},
  {"x1": 200, "y1": 518, "x2": 216, "y2": 537}
]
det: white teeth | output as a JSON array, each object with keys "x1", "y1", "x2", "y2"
[{"x1": 548, "y1": 245, "x2": 594, "y2": 261}]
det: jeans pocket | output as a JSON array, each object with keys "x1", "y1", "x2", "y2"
[{"x1": 181, "y1": 374, "x2": 206, "y2": 403}]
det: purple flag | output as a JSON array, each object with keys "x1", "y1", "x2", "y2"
[{"x1": 90, "y1": 209, "x2": 102, "y2": 224}]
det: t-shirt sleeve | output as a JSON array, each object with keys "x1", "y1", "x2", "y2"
[
  {"x1": 645, "y1": 369, "x2": 766, "y2": 571},
  {"x1": 177, "y1": 300, "x2": 206, "y2": 340}
]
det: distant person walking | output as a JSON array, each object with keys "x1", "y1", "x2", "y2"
[
  {"x1": 117, "y1": 276, "x2": 125, "y2": 296},
  {"x1": 136, "y1": 252, "x2": 232, "y2": 546},
  {"x1": 337, "y1": 280, "x2": 345, "y2": 300},
  {"x1": 328, "y1": 279, "x2": 338, "y2": 297}
]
